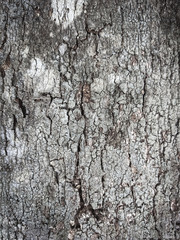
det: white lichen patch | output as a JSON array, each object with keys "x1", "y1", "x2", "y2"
[
  {"x1": 51, "y1": 0, "x2": 84, "y2": 28},
  {"x1": 26, "y1": 57, "x2": 58, "y2": 97},
  {"x1": 91, "y1": 78, "x2": 104, "y2": 93},
  {"x1": 14, "y1": 169, "x2": 31, "y2": 184},
  {"x1": 59, "y1": 43, "x2": 67, "y2": 55},
  {"x1": 108, "y1": 74, "x2": 116, "y2": 85},
  {"x1": 22, "y1": 46, "x2": 29, "y2": 57}
]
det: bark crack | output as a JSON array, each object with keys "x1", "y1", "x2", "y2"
[
  {"x1": 15, "y1": 97, "x2": 27, "y2": 118},
  {"x1": 142, "y1": 74, "x2": 147, "y2": 113},
  {"x1": 0, "y1": 9, "x2": 8, "y2": 50},
  {"x1": 152, "y1": 170, "x2": 162, "y2": 239}
]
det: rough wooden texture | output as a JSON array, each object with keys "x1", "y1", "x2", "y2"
[{"x1": 0, "y1": 0, "x2": 180, "y2": 239}]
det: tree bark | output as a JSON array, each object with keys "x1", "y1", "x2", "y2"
[{"x1": 0, "y1": 0, "x2": 180, "y2": 239}]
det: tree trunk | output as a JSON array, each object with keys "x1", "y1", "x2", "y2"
[{"x1": 0, "y1": 0, "x2": 179, "y2": 239}]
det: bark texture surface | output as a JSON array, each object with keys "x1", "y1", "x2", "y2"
[{"x1": 0, "y1": 0, "x2": 180, "y2": 239}]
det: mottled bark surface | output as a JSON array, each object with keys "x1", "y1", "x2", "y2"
[{"x1": 0, "y1": 0, "x2": 180, "y2": 239}]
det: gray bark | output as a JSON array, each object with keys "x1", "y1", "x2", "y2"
[{"x1": 0, "y1": 0, "x2": 180, "y2": 239}]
